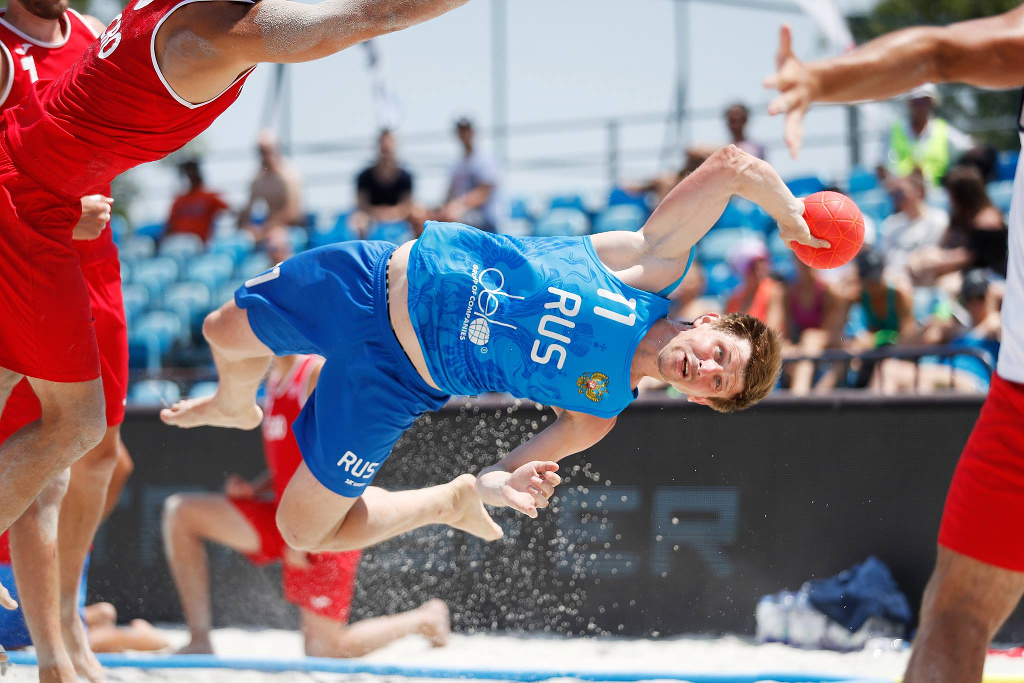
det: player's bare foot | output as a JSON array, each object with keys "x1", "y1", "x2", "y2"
[
  {"x1": 37, "y1": 663, "x2": 79, "y2": 683},
  {"x1": 159, "y1": 395, "x2": 263, "y2": 430},
  {"x1": 0, "y1": 644, "x2": 8, "y2": 676},
  {"x1": 418, "y1": 599, "x2": 450, "y2": 648},
  {"x1": 448, "y1": 474, "x2": 503, "y2": 541},
  {"x1": 63, "y1": 614, "x2": 105, "y2": 683},
  {"x1": 127, "y1": 620, "x2": 172, "y2": 651},
  {"x1": 175, "y1": 637, "x2": 214, "y2": 655}
]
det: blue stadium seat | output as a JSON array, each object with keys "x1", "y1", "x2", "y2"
[
  {"x1": 109, "y1": 215, "x2": 129, "y2": 246},
  {"x1": 996, "y1": 150, "x2": 1019, "y2": 182},
  {"x1": 697, "y1": 227, "x2": 762, "y2": 263},
  {"x1": 785, "y1": 175, "x2": 827, "y2": 197},
  {"x1": 367, "y1": 221, "x2": 413, "y2": 245},
  {"x1": 714, "y1": 198, "x2": 767, "y2": 230},
  {"x1": 290, "y1": 227, "x2": 309, "y2": 253},
  {"x1": 851, "y1": 188, "x2": 893, "y2": 225},
  {"x1": 188, "y1": 381, "x2": 219, "y2": 399},
  {"x1": 164, "y1": 281, "x2": 212, "y2": 338},
  {"x1": 509, "y1": 197, "x2": 532, "y2": 221},
  {"x1": 502, "y1": 217, "x2": 534, "y2": 237},
  {"x1": 215, "y1": 278, "x2": 249, "y2": 308},
  {"x1": 593, "y1": 204, "x2": 645, "y2": 233},
  {"x1": 845, "y1": 166, "x2": 879, "y2": 194},
  {"x1": 607, "y1": 187, "x2": 649, "y2": 212},
  {"x1": 704, "y1": 261, "x2": 740, "y2": 298},
  {"x1": 134, "y1": 221, "x2": 166, "y2": 241},
  {"x1": 238, "y1": 252, "x2": 272, "y2": 280},
  {"x1": 988, "y1": 180, "x2": 1014, "y2": 214},
  {"x1": 119, "y1": 235, "x2": 156, "y2": 264},
  {"x1": 158, "y1": 233, "x2": 204, "y2": 269},
  {"x1": 208, "y1": 231, "x2": 256, "y2": 266},
  {"x1": 310, "y1": 212, "x2": 354, "y2": 248},
  {"x1": 120, "y1": 283, "x2": 150, "y2": 324},
  {"x1": 534, "y1": 208, "x2": 589, "y2": 237},
  {"x1": 549, "y1": 194, "x2": 586, "y2": 213},
  {"x1": 130, "y1": 256, "x2": 179, "y2": 300},
  {"x1": 130, "y1": 379, "x2": 181, "y2": 407},
  {"x1": 129, "y1": 311, "x2": 184, "y2": 370},
  {"x1": 187, "y1": 253, "x2": 235, "y2": 291}
]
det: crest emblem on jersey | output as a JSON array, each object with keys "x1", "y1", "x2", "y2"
[{"x1": 577, "y1": 372, "x2": 609, "y2": 403}]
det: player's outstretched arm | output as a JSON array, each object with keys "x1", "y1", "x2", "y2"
[
  {"x1": 765, "y1": 8, "x2": 1024, "y2": 156},
  {"x1": 476, "y1": 409, "x2": 616, "y2": 518},
  {"x1": 632, "y1": 145, "x2": 827, "y2": 288}
]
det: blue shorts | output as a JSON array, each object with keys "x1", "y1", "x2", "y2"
[{"x1": 235, "y1": 241, "x2": 451, "y2": 497}]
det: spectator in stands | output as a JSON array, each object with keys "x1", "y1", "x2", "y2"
[
  {"x1": 238, "y1": 130, "x2": 304, "y2": 241},
  {"x1": 845, "y1": 248, "x2": 917, "y2": 350},
  {"x1": 351, "y1": 129, "x2": 414, "y2": 239},
  {"x1": 725, "y1": 103, "x2": 765, "y2": 160},
  {"x1": 724, "y1": 239, "x2": 785, "y2": 332},
  {"x1": 265, "y1": 225, "x2": 294, "y2": 266},
  {"x1": 879, "y1": 170, "x2": 948, "y2": 285},
  {"x1": 165, "y1": 160, "x2": 229, "y2": 243},
  {"x1": 879, "y1": 269, "x2": 1002, "y2": 395},
  {"x1": 908, "y1": 165, "x2": 1008, "y2": 287},
  {"x1": 885, "y1": 84, "x2": 974, "y2": 187},
  {"x1": 429, "y1": 117, "x2": 503, "y2": 232},
  {"x1": 781, "y1": 258, "x2": 845, "y2": 395}
]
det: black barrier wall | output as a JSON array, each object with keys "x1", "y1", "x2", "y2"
[{"x1": 93, "y1": 396, "x2": 1024, "y2": 639}]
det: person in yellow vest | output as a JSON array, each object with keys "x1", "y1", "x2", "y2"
[{"x1": 886, "y1": 83, "x2": 974, "y2": 187}]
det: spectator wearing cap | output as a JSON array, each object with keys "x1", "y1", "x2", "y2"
[
  {"x1": 885, "y1": 83, "x2": 974, "y2": 187},
  {"x1": 351, "y1": 129, "x2": 415, "y2": 239},
  {"x1": 843, "y1": 248, "x2": 917, "y2": 350},
  {"x1": 879, "y1": 170, "x2": 949, "y2": 285},
  {"x1": 165, "y1": 159, "x2": 229, "y2": 243},
  {"x1": 438, "y1": 118, "x2": 503, "y2": 232},
  {"x1": 725, "y1": 103, "x2": 765, "y2": 160},
  {"x1": 724, "y1": 239, "x2": 785, "y2": 332}
]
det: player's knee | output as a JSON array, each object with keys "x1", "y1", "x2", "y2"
[
  {"x1": 202, "y1": 302, "x2": 246, "y2": 353},
  {"x1": 76, "y1": 427, "x2": 121, "y2": 472},
  {"x1": 276, "y1": 509, "x2": 326, "y2": 553},
  {"x1": 46, "y1": 398, "x2": 106, "y2": 467},
  {"x1": 162, "y1": 493, "x2": 191, "y2": 532},
  {"x1": 21, "y1": 471, "x2": 70, "y2": 522}
]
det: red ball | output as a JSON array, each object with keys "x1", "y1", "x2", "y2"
[{"x1": 791, "y1": 190, "x2": 865, "y2": 269}]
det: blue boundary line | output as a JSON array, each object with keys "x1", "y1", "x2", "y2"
[{"x1": 3, "y1": 651, "x2": 892, "y2": 683}]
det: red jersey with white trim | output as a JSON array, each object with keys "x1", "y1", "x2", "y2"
[
  {"x1": 0, "y1": 9, "x2": 115, "y2": 264},
  {"x1": 1, "y1": 0, "x2": 255, "y2": 199},
  {"x1": 262, "y1": 356, "x2": 322, "y2": 503}
]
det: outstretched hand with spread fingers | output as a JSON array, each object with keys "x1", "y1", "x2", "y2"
[
  {"x1": 763, "y1": 24, "x2": 819, "y2": 159},
  {"x1": 501, "y1": 461, "x2": 561, "y2": 518}
]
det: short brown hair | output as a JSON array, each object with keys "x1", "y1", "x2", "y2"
[{"x1": 706, "y1": 313, "x2": 782, "y2": 413}]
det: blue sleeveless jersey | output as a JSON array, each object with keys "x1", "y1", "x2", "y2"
[{"x1": 406, "y1": 221, "x2": 674, "y2": 417}]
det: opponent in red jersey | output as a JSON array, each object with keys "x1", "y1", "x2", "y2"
[
  {"x1": 162, "y1": 355, "x2": 450, "y2": 657},
  {"x1": 765, "y1": 9, "x2": 1024, "y2": 682},
  {"x1": 0, "y1": 0, "x2": 471, "y2": 624},
  {"x1": 0, "y1": 2, "x2": 136, "y2": 680}
]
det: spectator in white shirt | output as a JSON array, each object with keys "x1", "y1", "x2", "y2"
[{"x1": 880, "y1": 170, "x2": 949, "y2": 284}]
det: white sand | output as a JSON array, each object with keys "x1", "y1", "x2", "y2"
[{"x1": 4, "y1": 628, "x2": 1024, "y2": 681}]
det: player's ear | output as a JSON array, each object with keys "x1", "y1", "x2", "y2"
[
  {"x1": 692, "y1": 313, "x2": 720, "y2": 327},
  {"x1": 687, "y1": 395, "x2": 711, "y2": 406}
]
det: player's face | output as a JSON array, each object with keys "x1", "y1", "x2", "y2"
[
  {"x1": 18, "y1": 0, "x2": 68, "y2": 21},
  {"x1": 657, "y1": 317, "x2": 752, "y2": 401}
]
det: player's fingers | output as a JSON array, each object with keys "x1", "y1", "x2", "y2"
[
  {"x1": 788, "y1": 232, "x2": 831, "y2": 249},
  {"x1": 542, "y1": 471, "x2": 562, "y2": 487},
  {"x1": 777, "y1": 24, "x2": 793, "y2": 64},
  {"x1": 0, "y1": 582, "x2": 18, "y2": 611},
  {"x1": 785, "y1": 108, "x2": 806, "y2": 158},
  {"x1": 534, "y1": 461, "x2": 559, "y2": 474},
  {"x1": 531, "y1": 477, "x2": 555, "y2": 498},
  {"x1": 504, "y1": 490, "x2": 537, "y2": 518},
  {"x1": 527, "y1": 486, "x2": 549, "y2": 508},
  {"x1": 767, "y1": 89, "x2": 803, "y2": 117}
]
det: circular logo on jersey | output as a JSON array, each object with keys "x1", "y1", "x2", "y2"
[
  {"x1": 468, "y1": 317, "x2": 491, "y2": 345},
  {"x1": 577, "y1": 372, "x2": 610, "y2": 402}
]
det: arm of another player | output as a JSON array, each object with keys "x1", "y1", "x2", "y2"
[
  {"x1": 765, "y1": 7, "x2": 1024, "y2": 156},
  {"x1": 476, "y1": 408, "x2": 617, "y2": 518}
]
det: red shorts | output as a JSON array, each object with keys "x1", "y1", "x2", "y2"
[
  {"x1": 939, "y1": 373, "x2": 1024, "y2": 571},
  {"x1": 0, "y1": 140, "x2": 97, "y2": 382},
  {"x1": 230, "y1": 498, "x2": 361, "y2": 622},
  {"x1": 0, "y1": 257, "x2": 128, "y2": 440}
]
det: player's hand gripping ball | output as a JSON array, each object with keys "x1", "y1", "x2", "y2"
[{"x1": 791, "y1": 190, "x2": 865, "y2": 269}]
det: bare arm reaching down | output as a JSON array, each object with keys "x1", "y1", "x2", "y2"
[
  {"x1": 765, "y1": 7, "x2": 1024, "y2": 156},
  {"x1": 476, "y1": 409, "x2": 617, "y2": 518},
  {"x1": 159, "y1": 0, "x2": 469, "y2": 104},
  {"x1": 593, "y1": 145, "x2": 827, "y2": 294}
]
